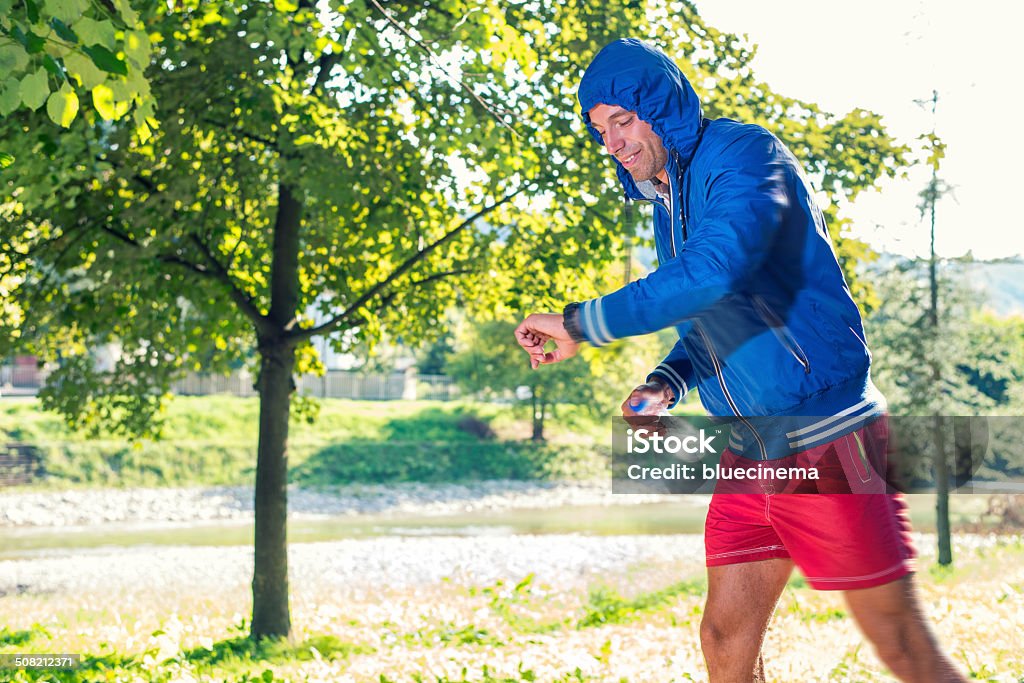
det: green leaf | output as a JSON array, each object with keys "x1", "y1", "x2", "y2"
[
  {"x1": 43, "y1": 54, "x2": 67, "y2": 82},
  {"x1": 0, "y1": 152, "x2": 14, "y2": 168},
  {"x1": 83, "y1": 44, "x2": 127, "y2": 76},
  {"x1": 25, "y1": 0, "x2": 40, "y2": 24},
  {"x1": 49, "y1": 17, "x2": 79, "y2": 43},
  {"x1": 12, "y1": 26, "x2": 46, "y2": 54},
  {"x1": 0, "y1": 83, "x2": 20, "y2": 115},
  {"x1": 19, "y1": 68, "x2": 50, "y2": 110},
  {"x1": 0, "y1": 44, "x2": 30, "y2": 73},
  {"x1": 90, "y1": 81, "x2": 119, "y2": 119},
  {"x1": 64, "y1": 49, "x2": 106, "y2": 88},
  {"x1": 124, "y1": 29, "x2": 150, "y2": 68},
  {"x1": 45, "y1": 0, "x2": 90, "y2": 24},
  {"x1": 46, "y1": 81, "x2": 79, "y2": 127},
  {"x1": 113, "y1": 0, "x2": 139, "y2": 25},
  {"x1": 72, "y1": 16, "x2": 116, "y2": 48},
  {"x1": 133, "y1": 118, "x2": 151, "y2": 144}
]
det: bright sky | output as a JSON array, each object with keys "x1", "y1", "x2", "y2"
[{"x1": 693, "y1": 0, "x2": 1024, "y2": 260}]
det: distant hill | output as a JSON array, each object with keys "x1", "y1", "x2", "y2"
[
  {"x1": 635, "y1": 246, "x2": 1024, "y2": 318},
  {"x1": 869, "y1": 254, "x2": 1024, "y2": 318},
  {"x1": 961, "y1": 259, "x2": 1024, "y2": 317}
]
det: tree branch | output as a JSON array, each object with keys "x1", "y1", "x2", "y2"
[
  {"x1": 201, "y1": 116, "x2": 279, "y2": 150},
  {"x1": 288, "y1": 188, "x2": 525, "y2": 343},
  {"x1": 189, "y1": 235, "x2": 274, "y2": 335},
  {"x1": 97, "y1": 223, "x2": 274, "y2": 334},
  {"x1": 366, "y1": 0, "x2": 519, "y2": 137},
  {"x1": 408, "y1": 268, "x2": 474, "y2": 288}
]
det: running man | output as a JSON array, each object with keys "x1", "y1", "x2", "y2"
[{"x1": 514, "y1": 39, "x2": 966, "y2": 682}]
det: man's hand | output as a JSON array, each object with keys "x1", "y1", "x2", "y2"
[
  {"x1": 621, "y1": 379, "x2": 675, "y2": 416},
  {"x1": 621, "y1": 379, "x2": 675, "y2": 435},
  {"x1": 514, "y1": 313, "x2": 580, "y2": 369}
]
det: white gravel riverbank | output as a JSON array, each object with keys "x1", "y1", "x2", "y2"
[
  {"x1": 0, "y1": 481, "x2": 694, "y2": 528},
  {"x1": 0, "y1": 531, "x2": 994, "y2": 601},
  {"x1": 0, "y1": 534, "x2": 708, "y2": 598}
]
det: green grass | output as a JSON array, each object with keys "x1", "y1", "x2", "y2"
[
  {"x1": 2, "y1": 541, "x2": 1023, "y2": 682},
  {"x1": 0, "y1": 397, "x2": 611, "y2": 489},
  {"x1": 0, "y1": 631, "x2": 371, "y2": 682},
  {"x1": 576, "y1": 578, "x2": 706, "y2": 628}
]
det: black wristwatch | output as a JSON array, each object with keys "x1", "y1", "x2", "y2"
[{"x1": 562, "y1": 302, "x2": 586, "y2": 343}]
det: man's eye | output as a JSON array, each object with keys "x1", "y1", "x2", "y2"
[{"x1": 616, "y1": 118, "x2": 633, "y2": 128}]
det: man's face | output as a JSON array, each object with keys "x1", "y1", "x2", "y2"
[{"x1": 588, "y1": 103, "x2": 669, "y2": 184}]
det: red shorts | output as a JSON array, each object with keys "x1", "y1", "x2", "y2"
[{"x1": 704, "y1": 419, "x2": 916, "y2": 591}]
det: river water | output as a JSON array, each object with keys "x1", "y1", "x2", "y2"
[{"x1": 0, "y1": 495, "x2": 966, "y2": 561}]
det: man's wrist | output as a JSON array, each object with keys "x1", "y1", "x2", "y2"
[
  {"x1": 562, "y1": 302, "x2": 586, "y2": 343},
  {"x1": 647, "y1": 377, "x2": 675, "y2": 404}
]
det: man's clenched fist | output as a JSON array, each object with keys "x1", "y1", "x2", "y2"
[{"x1": 514, "y1": 313, "x2": 580, "y2": 369}]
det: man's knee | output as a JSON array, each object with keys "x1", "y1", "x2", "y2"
[
  {"x1": 850, "y1": 595, "x2": 953, "y2": 681},
  {"x1": 698, "y1": 616, "x2": 721, "y2": 655},
  {"x1": 871, "y1": 634, "x2": 918, "y2": 678},
  {"x1": 700, "y1": 614, "x2": 755, "y2": 659}
]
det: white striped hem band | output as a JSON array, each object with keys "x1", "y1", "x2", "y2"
[
  {"x1": 582, "y1": 299, "x2": 614, "y2": 346},
  {"x1": 653, "y1": 363, "x2": 688, "y2": 397}
]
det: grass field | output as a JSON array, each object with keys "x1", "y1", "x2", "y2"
[
  {"x1": 3, "y1": 397, "x2": 1023, "y2": 681},
  {"x1": 0, "y1": 397, "x2": 611, "y2": 489},
  {"x1": 0, "y1": 535, "x2": 1021, "y2": 682}
]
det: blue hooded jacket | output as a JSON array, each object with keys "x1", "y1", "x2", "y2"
[{"x1": 572, "y1": 39, "x2": 886, "y2": 459}]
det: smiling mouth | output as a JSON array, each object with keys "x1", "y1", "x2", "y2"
[{"x1": 620, "y1": 152, "x2": 639, "y2": 168}]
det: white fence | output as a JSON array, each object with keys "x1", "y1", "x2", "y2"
[
  {"x1": 172, "y1": 369, "x2": 460, "y2": 401},
  {"x1": 2, "y1": 364, "x2": 461, "y2": 401},
  {"x1": 0, "y1": 363, "x2": 44, "y2": 388}
]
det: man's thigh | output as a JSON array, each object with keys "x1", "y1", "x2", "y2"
[
  {"x1": 843, "y1": 574, "x2": 927, "y2": 631},
  {"x1": 704, "y1": 558, "x2": 794, "y2": 636}
]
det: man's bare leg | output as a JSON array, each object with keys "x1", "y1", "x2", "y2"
[
  {"x1": 843, "y1": 574, "x2": 967, "y2": 682},
  {"x1": 701, "y1": 558, "x2": 794, "y2": 683}
]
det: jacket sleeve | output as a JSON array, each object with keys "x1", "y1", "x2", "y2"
[
  {"x1": 574, "y1": 129, "x2": 790, "y2": 345},
  {"x1": 646, "y1": 338, "x2": 694, "y2": 408}
]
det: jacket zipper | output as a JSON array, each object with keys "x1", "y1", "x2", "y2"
[
  {"x1": 632, "y1": 151, "x2": 682, "y2": 257},
  {"x1": 752, "y1": 295, "x2": 812, "y2": 374},
  {"x1": 695, "y1": 322, "x2": 768, "y2": 460}
]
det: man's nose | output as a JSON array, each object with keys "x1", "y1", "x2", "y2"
[{"x1": 604, "y1": 130, "x2": 624, "y2": 155}]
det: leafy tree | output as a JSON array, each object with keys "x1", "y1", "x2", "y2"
[
  {"x1": 0, "y1": 0, "x2": 911, "y2": 639},
  {"x1": 0, "y1": 0, "x2": 155, "y2": 165},
  {"x1": 415, "y1": 328, "x2": 455, "y2": 376},
  {"x1": 0, "y1": 0, "x2": 648, "y2": 639},
  {"x1": 447, "y1": 317, "x2": 663, "y2": 441},
  {"x1": 866, "y1": 260, "x2": 1024, "y2": 564},
  {"x1": 961, "y1": 312, "x2": 1024, "y2": 408},
  {"x1": 868, "y1": 264, "x2": 993, "y2": 415}
]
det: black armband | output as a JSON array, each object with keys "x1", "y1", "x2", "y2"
[{"x1": 562, "y1": 302, "x2": 587, "y2": 343}]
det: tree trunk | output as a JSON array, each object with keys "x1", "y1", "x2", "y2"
[
  {"x1": 933, "y1": 412, "x2": 952, "y2": 565},
  {"x1": 251, "y1": 343, "x2": 296, "y2": 639},
  {"x1": 251, "y1": 183, "x2": 302, "y2": 639}
]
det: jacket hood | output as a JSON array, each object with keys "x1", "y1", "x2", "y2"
[{"x1": 578, "y1": 39, "x2": 704, "y2": 191}]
